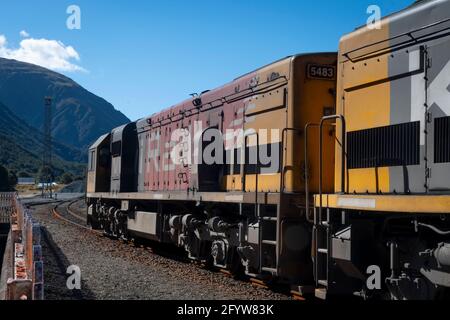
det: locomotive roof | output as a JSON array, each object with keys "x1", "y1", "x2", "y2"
[
  {"x1": 234, "y1": 52, "x2": 334, "y2": 81},
  {"x1": 89, "y1": 133, "x2": 109, "y2": 150},
  {"x1": 352, "y1": 0, "x2": 435, "y2": 32},
  {"x1": 340, "y1": 0, "x2": 449, "y2": 60},
  {"x1": 135, "y1": 52, "x2": 334, "y2": 132}
]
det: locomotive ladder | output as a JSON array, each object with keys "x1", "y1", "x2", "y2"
[
  {"x1": 241, "y1": 132, "x2": 279, "y2": 275},
  {"x1": 259, "y1": 204, "x2": 278, "y2": 275},
  {"x1": 306, "y1": 115, "x2": 346, "y2": 299},
  {"x1": 314, "y1": 207, "x2": 331, "y2": 299}
]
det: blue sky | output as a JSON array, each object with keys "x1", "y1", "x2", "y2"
[{"x1": 0, "y1": 0, "x2": 413, "y2": 121}]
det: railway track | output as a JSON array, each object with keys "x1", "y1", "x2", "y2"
[
  {"x1": 49, "y1": 199, "x2": 299, "y2": 299},
  {"x1": 66, "y1": 200, "x2": 87, "y2": 221},
  {"x1": 52, "y1": 199, "x2": 101, "y2": 235}
]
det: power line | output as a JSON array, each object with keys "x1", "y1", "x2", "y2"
[{"x1": 42, "y1": 96, "x2": 53, "y2": 198}]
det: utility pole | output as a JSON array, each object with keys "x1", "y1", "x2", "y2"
[{"x1": 42, "y1": 96, "x2": 53, "y2": 198}]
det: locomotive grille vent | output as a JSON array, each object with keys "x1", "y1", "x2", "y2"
[
  {"x1": 224, "y1": 143, "x2": 280, "y2": 175},
  {"x1": 435, "y1": 116, "x2": 450, "y2": 163},
  {"x1": 347, "y1": 121, "x2": 420, "y2": 169}
]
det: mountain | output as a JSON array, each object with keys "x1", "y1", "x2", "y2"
[
  {"x1": 0, "y1": 58, "x2": 130, "y2": 151},
  {"x1": 0, "y1": 102, "x2": 85, "y2": 178},
  {"x1": 0, "y1": 102, "x2": 84, "y2": 162},
  {"x1": 0, "y1": 134, "x2": 85, "y2": 179}
]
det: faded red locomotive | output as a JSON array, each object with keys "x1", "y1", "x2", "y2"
[{"x1": 86, "y1": 52, "x2": 337, "y2": 293}]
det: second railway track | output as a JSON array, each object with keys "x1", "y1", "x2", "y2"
[{"x1": 52, "y1": 199, "x2": 101, "y2": 234}]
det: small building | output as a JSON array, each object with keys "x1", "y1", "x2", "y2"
[
  {"x1": 36, "y1": 182, "x2": 58, "y2": 189},
  {"x1": 17, "y1": 178, "x2": 35, "y2": 186}
]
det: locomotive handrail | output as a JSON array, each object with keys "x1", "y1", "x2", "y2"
[
  {"x1": 136, "y1": 78, "x2": 288, "y2": 134},
  {"x1": 304, "y1": 123, "x2": 320, "y2": 223},
  {"x1": 344, "y1": 17, "x2": 450, "y2": 62},
  {"x1": 280, "y1": 128, "x2": 303, "y2": 194},
  {"x1": 242, "y1": 132, "x2": 259, "y2": 217},
  {"x1": 319, "y1": 115, "x2": 346, "y2": 220},
  {"x1": 242, "y1": 131, "x2": 261, "y2": 273}
]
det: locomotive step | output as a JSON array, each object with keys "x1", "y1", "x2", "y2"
[
  {"x1": 262, "y1": 240, "x2": 277, "y2": 246},
  {"x1": 315, "y1": 288, "x2": 327, "y2": 300},
  {"x1": 318, "y1": 280, "x2": 328, "y2": 287},
  {"x1": 261, "y1": 267, "x2": 277, "y2": 274}
]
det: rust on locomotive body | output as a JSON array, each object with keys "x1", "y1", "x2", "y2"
[{"x1": 86, "y1": 53, "x2": 337, "y2": 286}]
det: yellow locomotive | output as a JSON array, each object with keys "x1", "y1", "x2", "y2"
[{"x1": 312, "y1": 0, "x2": 450, "y2": 299}]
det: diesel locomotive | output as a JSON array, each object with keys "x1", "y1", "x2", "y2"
[
  {"x1": 312, "y1": 0, "x2": 450, "y2": 300},
  {"x1": 86, "y1": 0, "x2": 450, "y2": 300},
  {"x1": 87, "y1": 52, "x2": 337, "y2": 290}
]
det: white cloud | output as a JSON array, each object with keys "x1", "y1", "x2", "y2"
[
  {"x1": 0, "y1": 34, "x2": 86, "y2": 72},
  {"x1": 19, "y1": 30, "x2": 30, "y2": 38}
]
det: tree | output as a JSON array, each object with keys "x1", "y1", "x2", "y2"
[
  {"x1": 38, "y1": 165, "x2": 53, "y2": 183},
  {"x1": 8, "y1": 171, "x2": 18, "y2": 188},
  {"x1": 0, "y1": 165, "x2": 12, "y2": 191},
  {"x1": 59, "y1": 172, "x2": 74, "y2": 185},
  {"x1": 73, "y1": 175, "x2": 85, "y2": 181},
  {"x1": 17, "y1": 171, "x2": 30, "y2": 178}
]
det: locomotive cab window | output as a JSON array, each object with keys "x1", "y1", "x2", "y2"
[
  {"x1": 111, "y1": 141, "x2": 122, "y2": 157},
  {"x1": 88, "y1": 150, "x2": 96, "y2": 171},
  {"x1": 99, "y1": 146, "x2": 110, "y2": 167}
]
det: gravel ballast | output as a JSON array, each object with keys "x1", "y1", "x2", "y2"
[{"x1": 31, "y1": 203, "x2": 290, "y2": 300}]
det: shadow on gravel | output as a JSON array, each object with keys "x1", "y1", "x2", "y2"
[
  {"x1": 131, "y1": 238, "x2": 253, "y2": 282},
  {"x1": 41, "y1": 226, "x2": 96, "y2": 300},
  {"x1": 134, "y1": 238, "x2": 189, "y2": 262}
]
